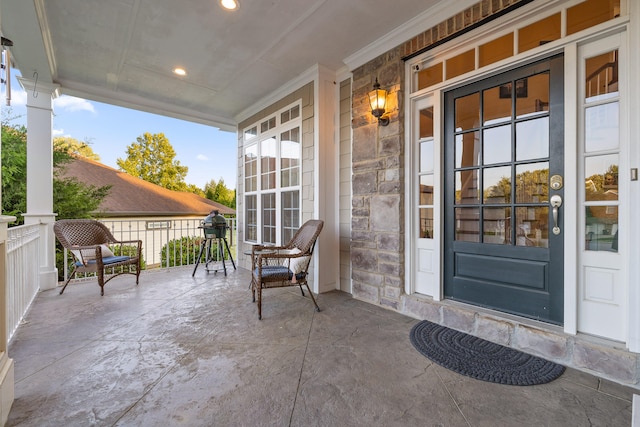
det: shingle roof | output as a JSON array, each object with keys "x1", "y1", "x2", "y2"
[{"x1": 59, "y1": 156, "x2": 235, "y2": 217}]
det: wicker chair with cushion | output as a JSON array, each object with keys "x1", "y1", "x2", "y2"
[
  {"x1": 251, "y1": 219, "x2": 324, "y2": 319},
  {"x1": 53, "y1": 219, "x2": 142, "y2": 296}
]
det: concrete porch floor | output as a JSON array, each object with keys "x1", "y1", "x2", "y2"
[{"x1": 5, "y1": 267, "x2": 636, "y2": 426}]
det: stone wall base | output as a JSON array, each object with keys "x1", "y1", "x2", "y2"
[{"x1": 401, "y1": 294, "x2": 640, "y2": 388}]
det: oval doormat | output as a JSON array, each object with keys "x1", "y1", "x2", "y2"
[{"x1": 409, "y1": 320, "x2": 565, "y2": 386}]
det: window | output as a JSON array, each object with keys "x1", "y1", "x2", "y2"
[{"x1": 243, "y1": 102, "x2": 302, "y2": 244}]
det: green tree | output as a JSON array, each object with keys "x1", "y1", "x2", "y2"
[
  {"x1": 116, "y1": 132, "x2": 189, "y2": 191},
  {"x1": 54, "y1": 136, "x2": 101, "y2": 161},
  {"x1": 1, "y1": 122, "x2": 110, "y2": 225},
  {"x1": 203, "y1": 178, "x2": 235, "y2": 208}
]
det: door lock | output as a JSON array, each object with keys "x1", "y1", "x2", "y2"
[{"x1": 550, "y1": 195, "x2": 562, "y2": 235}]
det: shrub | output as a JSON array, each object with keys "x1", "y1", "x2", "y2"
[{"x1": 161, "y1": 236, "x2": 231, "y2": 268}]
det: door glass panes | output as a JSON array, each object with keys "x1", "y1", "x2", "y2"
[
  {"x1": 455, "y1": 208, "x2": 480, "y2": 242},
  {"x1": 483, "y1": 166, "x2": 511, "y2": 203},
  {"x1": 419, "y1": 175, "x2": 434, "y2": 205},
  {"x1": 483, "y1": 125, "x2": 511, "y2": 164},
  {"x1": 582, "y1": 48, "x2": 620, "y2": 252},
  {"x1": 420, "y1": 141, "x2": 434, "y2": 172},
  {"x1": 515, "y1": 206, "x2": 549, "y2": 248},
  {"x1": 483, "y1": 207, "x2": 510, "y2": 245},
  {"x1": 260, "y1": 137, "x2": 276, "y2": 190},
  {"x1": 516, "y1": 162, "x2": 549, "y2": 203},
  {"x1": 455, "y1": 132, "x2": 480, "y2": 168},
  {"x1": 516, "y1": 73, "x2": 549, "y2": 118},
  {"x1": 456, "y1": 170, "x2": 479, "y2": 204},
  {"x1": 417, "y1": 106, "x2": 435, "y2": 240},
  {"x1": 483, "y1": 85, "x2": 512, "y2": 125},
  {"x1": 456, "y1": 92, "x2": 480, "y2": 131},
  {"x1": 585, "y1": 155, "x2": 618, "y2": 202},
  {"x1": 585, "y1": 206, "x2": 618, "y2": 251},
  {"x1": 585, "y1": 103, "x2": 619, "y2": 152},
  {"x1": 419, "y1": 107, "x2": 434, "y2": 138},
  {"x1": 454, "y1": 68, "x2": 551, "y2": 245},
  {"x1": 585, "y1": 50, "x2": 618, "y2": 102},
  {"x1": 516, "y1": 117, "x2": 549, "y2": 160},
  {"x1": 420, "y1": 208, "x2": 434, "y2": 238}
]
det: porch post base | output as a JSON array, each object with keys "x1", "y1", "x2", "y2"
[
  {"x1": 0, "y1": 352, "x2": 14, "y2": 427},
  {"x1": 39, "y1": 268, "x2": 58, "y2": 291}
]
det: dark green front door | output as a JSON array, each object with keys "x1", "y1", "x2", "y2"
[{"x1": 443, "y1": 55, "x2": 564, "y2": 324}]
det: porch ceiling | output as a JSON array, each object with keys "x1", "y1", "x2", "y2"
[{"x1": 1, "y1": 0, "x2": 443, "y2": 132}]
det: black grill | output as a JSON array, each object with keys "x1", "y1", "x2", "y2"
[{"x1": 202, "y1": 211, "x2": 228, "y2": 239}]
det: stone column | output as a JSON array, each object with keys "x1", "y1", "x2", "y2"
[
  {"x1": 17, "y1": 77, "x2": 60, "y2": 291},
  {"x1": 0, "y1": 215, "x2": 16, "y2": 426},
  {"x1": 351, "y1": 47, "x2": 405, "y2": 309}
]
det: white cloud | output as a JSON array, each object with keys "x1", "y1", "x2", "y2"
[
  {"x1": 52, "y1": 128, "x2": 66, "y2": 136},
  {"x1": 196, "y1": 154, "x2": 209, "y2": 161},
  {"x1": 54, "y1": 95, "x2": 96, "y2": 113}
]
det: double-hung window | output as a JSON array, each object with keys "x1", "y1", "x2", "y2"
[{"x1": 243, "y1": 103, "x2": 301, "y2": 245}]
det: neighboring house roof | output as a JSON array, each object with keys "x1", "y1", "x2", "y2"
[{"x1": 59, "y1": 156, "x2": 235, "y2": 217}]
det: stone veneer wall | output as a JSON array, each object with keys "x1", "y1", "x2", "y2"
[
  {"x1": 351, "y1": 48, "x2": 405, "y2": 309},
  {"x1": 237, "y1": 82, "x2": 315, "y2": 272}
]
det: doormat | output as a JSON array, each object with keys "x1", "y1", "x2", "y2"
[{"x1": 409, "y1": 320, "x2": 565, "y2": 386}]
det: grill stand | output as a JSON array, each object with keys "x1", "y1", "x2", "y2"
[{"x1": 192, "y1": 233, "x2": 236, "y2": 277}]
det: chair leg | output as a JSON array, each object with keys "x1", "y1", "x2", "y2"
[
  {"x1": 59, "y1": 271, "x2": 77, "y2": 295},
  {"x1": 257, "y1": 285, "x2": 263, "y2": 320},
  {"x1": 305, "y1": 284, "x2": 321, "y2": 312},
  {"x1": 298, "y1": 284, "x2": 305, "y2": 296},
  {"x1": 98, "y1": 269, "x2": 105, "y2": 296}
]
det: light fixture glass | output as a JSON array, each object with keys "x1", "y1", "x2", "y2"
[
  {"x1": 173, "y1": 67, "x2": 187, "y2": 76},
  {"x1": 220, "y1": 0, "x2": 239, "y2": 10},
  {"x1": 369, "y1": 78, "x2": 389, "y2": 126}
]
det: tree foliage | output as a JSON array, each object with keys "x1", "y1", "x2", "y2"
[
  {"x1": 54, "y1": 136, "x2": 101, "y2": 161},
  {"x1": 1, "y1": 122, "x2": 110, "y2": 225},
  {"x1": 204, "y1": 178, "x2": 236, "y2": 208},
  {"x1": 116, "y1": 132, "x2": 189, "y2": 191}
]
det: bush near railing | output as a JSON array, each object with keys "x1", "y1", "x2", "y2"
[{"x1": 160, "y1": 236, "x2": 231, "y2": 268}]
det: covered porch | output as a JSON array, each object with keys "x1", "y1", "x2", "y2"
[{"x1": 5, "y1": 267, "x2": 635, "y2": 426}]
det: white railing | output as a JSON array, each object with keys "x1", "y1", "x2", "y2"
[
  {"x1": 61, "y1": 216, "x2": 237, "y2": 281},
  {"x1": 6, "y1": 223, "x2": 41, "y2": 343}
]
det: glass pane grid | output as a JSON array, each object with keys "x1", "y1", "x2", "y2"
[{"x1": 454, "y1": 73, "x2": 551, "y2": 246}]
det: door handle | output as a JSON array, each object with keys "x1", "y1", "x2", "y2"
[{"x1": 550, "y1": 195, "x2": 562, "y2": 235}]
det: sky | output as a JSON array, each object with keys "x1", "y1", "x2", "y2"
[{"x1": 1, "y1": 70, "x2": 238, "y2": 190}]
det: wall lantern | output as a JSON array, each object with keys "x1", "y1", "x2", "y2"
[{"x1": 369, "y1": 78, "x2": 389, "y2": 126}]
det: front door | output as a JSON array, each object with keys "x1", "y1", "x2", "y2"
[{"x1": 443, "y1": 55, "x2": 564, "y2": 324}]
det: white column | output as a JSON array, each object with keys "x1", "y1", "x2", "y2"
[
  {"x1": 314, "y1": 66, "x2": 339, "y2": 294},
  {"x1": 0, "y1": 215, "x2": 16, "y2": 426},
  {"x1": 17, "y1": 77, "x2": 59, "y2": 291}
]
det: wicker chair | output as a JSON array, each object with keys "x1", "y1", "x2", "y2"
[
  {"x1": 251, "y1": 219, "x2": 324, "y2": 319},
  {"x1": 53, "y1": 219, "x2": 142, "y2": 296}
]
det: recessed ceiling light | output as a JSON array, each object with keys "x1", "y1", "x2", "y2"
[
  {"x1": 220, "y1": 0, "x2": 239, "y2": 11},
  {"x1": 173, "y1": 67, "x2": 187, "y2": 76}
]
